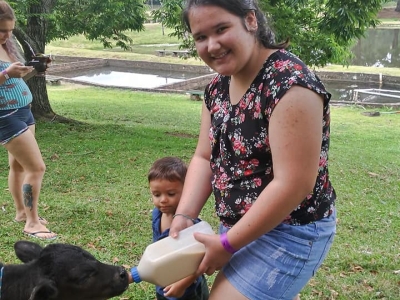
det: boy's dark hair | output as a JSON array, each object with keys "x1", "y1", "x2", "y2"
[
  {"x1": 182, "y1": 0, "x2": 288, "y2": 49},
  {"x1": 148, "y1": 157, "x2": 187, "y2": 184}
]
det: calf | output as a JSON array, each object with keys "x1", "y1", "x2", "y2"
[{"x1": 0, "y1": 241, "x2": 130, "y2": 300}]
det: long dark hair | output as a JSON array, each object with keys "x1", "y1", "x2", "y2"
[
  {"x1": 182, "y1": 0, "x2": 288, "y2": 49},
  {"x1": 0, "y1": 1, "x2": 20, "y2": 62}
]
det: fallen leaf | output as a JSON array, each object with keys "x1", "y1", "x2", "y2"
[
  {"x1": 352, "y1": 265, "x2": 364, "y2": 272},
  {"x1": 330, "y1": 289, "x2": 339, "y2": 297},
  {"x1": 50, "y1": 153, "x2": 60, "y2": 161},
  {"x1": 87, "y1": 243, "x2": 96, "y2": 250},
  {"x1": 368, "y1": 172, "x2": 379, "y2": 177}
]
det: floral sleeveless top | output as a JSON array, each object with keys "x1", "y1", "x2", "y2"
[{"x1": 205, "y1": 49, "x2": 336, "y2": 227}]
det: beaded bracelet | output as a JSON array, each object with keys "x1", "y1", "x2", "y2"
[
  {"x1": 1, "y1": 69, "x2": 9, "y2": 80},
  {"x1": 220, "y1": 232, "x2": 237, "y2": 254},
  {"x1": 172, "y1": 213, "x2": 196, "y2": 224}
]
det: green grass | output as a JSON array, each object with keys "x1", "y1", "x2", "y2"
[
  {"x1": 0, "y1": 83, "x2": 399, "y2": 299},
  {"x1": 50, "y1": 24, "x2": 180, "y2": 50},
  {"x1": 47, "y1": 23, "x2": 400, "y2": 75},
  {"x1": 5, "y1": 16, "x2": 400, "y2": 298},
  {"x1": 47, "y1": 23, "x2": 205, "y2": 65},
  {"x1": 383, "y1": 2, "x2": 397, "y2": 8},
  {"x1": 317, "y1": 64, "x2": 400, "y2": 76}
]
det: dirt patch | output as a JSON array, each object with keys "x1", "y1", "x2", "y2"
[
  {"x1": 378, "y1": 7, "x2": 400, "y2": 19},
  {"x1": 48, "y1": 82, "x2": 92, "y2": 90},
  {"x1": 165, "y1": 132, "x2": 197, "y2": 139}
]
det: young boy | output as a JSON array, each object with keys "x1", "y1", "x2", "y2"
[{"x1": 148, "y1": 156, "x2": 209, "y2": 300}]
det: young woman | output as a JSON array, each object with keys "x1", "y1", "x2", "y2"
[
  {"x1": 0, "y1": 0, "x2": 56, "y2": 240},
  {"x1": 169, "y1": 0, "x2": 336, "y2": 299}
]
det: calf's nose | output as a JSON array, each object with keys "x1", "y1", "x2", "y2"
[{"x1": 119, "y1": 266, "x2": 127, "y2": 279}]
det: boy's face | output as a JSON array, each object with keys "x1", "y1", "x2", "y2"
[{"x1": 149, "y1": 179, "x2": 183, "y2": 214}]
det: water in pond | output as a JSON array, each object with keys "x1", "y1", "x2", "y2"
[
  {"x1": 351, "y1": 28, "x2": 400, "y2": 68},
  {"x1": 61, "y1": 64, "x2": 400, "y2": 103},
  {"x1": 64, "y1": 66, "x2": 199, "y2": 89},
  {"x1": 193, "y1": 81, "x2": 400, "y2": 103},
  {"x1": 324, "y1": 81, "x2": 399, "y2": 103}
]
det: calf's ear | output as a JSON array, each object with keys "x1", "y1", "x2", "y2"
[
  {"x1": 28, "y1": 279, "x2": 58, "y2": 300},
  {"x1": 14, "y1": 241, "x2": 43, "y2": 263}
]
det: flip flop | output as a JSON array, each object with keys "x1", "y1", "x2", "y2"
[
  {"x1": 23, "y1": 230, "x2": 57, "y2": 241},
  {"x1": 14, "y1": 216, "x2": 48, "y2": 225}
]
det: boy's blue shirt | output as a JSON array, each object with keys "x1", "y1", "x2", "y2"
[{"x1": 151, "y1": 208, "x2": 204, "y2": 300}]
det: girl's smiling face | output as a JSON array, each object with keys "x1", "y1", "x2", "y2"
[{"x1": 188, "y1": 5, "x2": 258, "y2": 77}]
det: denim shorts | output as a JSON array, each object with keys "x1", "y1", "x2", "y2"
[
  {"x1": 0, "y1": 105, "x2": 35, "y2": 145},
  {"x1": 220, "y1": 210, "x2": 336, "y2": 300}
]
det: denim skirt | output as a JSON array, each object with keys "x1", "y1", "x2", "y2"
[{"x1": 220, "y1": 210, "x2": 336, "y2": 300}]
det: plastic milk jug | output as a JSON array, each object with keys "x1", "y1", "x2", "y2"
[{"x1": 130, "y1": 221, "x2": 214, "y2": 287}]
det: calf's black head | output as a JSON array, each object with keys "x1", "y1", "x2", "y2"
[{"x1": 0, "y1": 241, "x2": 129, "y2": 300}]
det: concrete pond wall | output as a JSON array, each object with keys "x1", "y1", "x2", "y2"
[
  {"x1": 48, "y1": 55, "x2": 215, "y2": 93},
  {"x1": 47, "y1": 55, "x2": 400, "y2": 107},
  {"x1": 316, "y1": 71, "x2": 400, "y2": 88}
]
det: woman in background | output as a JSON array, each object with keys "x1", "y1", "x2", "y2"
[{"x1": 0, "y1": 0, "x2": 56, "y2": 241}]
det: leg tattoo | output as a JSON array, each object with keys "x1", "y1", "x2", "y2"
[{"x1": 23, "y1": 184, "x2": 34, "y2": 211}]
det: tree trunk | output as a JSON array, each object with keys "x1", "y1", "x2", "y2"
[
  {"x1": 396, "y1": 0, "x2": 400, "y2": 12},
  {"x1": 25, "y1": 0, "x2": 56, "y2": 121},
  {"x1": 27, "y1": 76, "x2": 54, "y2": 119},
  {"x1": 13, "y1": 1, "x2": 79, "y2": 124}
]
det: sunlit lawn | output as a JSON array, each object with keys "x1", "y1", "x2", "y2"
[
  {"x1": 47, "y1": 23, "x2": 400, "y2": 75},
  {"x1": 2, "y1": 12, "x2": 400, "y2": 299},
  {"x1": 0, "y1": 83, "x2": 399, "y2": 299}
]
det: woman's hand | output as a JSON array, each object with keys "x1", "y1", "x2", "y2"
[
  {"x1": 194, "y1": 232, "x2": 232, "y2": 276},
  {"x1": 6, "y1": 62, "x2": 34, "y2": 78}
]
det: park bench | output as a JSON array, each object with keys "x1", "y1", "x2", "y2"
[
  {"x1": 156, "y1": 50, "x2": 171, "y2": 56},
  {"x1": 156, "y1": 49, "x2": 189, "y2": 58},
  {"x1": 186, "y1": 90, "x2": 203, "y2": 101},
  {"x1": 45, "y1": 75, "x2": 62, "y2": 85},
  {"x1": 171, "y1": 50, "x2": 189, "y2": 58}
]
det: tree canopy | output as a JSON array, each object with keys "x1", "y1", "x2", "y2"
[
  {"x1": 12, "y1": 0, "x2": 147, "y2": 52},
  {"x1": 10, "y1": 0, "x2": 147, "y2": 120},
  {"x1": 153, "y1": 0, "x2": 388, "y2": 67}
]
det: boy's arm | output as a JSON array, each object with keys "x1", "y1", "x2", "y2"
[{"x1": 163, "y1": 274, "x2": 200, "y2": 298}]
